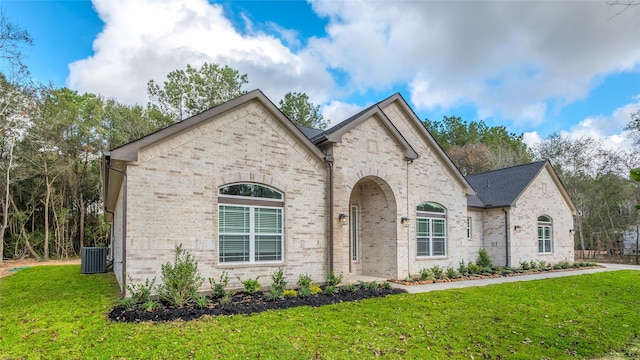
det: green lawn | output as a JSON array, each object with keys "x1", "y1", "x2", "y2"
[{"x1": 1, "y1": 266, "x2": 639, "y2": 359}]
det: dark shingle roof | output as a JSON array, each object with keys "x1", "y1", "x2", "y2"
[
  {"x1": 295, "y1": 125, "x2": 324, "y2": 139},
  {"x1": 310, "y1": 101, "x2": 381, "y2": 143},
  {"x1": 465, "y1": 161, "x2": 547, "y2": 208}
]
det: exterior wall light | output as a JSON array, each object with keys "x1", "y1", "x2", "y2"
[
  {"x1": 569, "y1": 229, "x2": 574, "y2": 233},
  {"x1": 339, "y1": 213, "x2": 348, "y2": 225},
  {"x1": 401, "y1": 217, "x2": 410, "y2": 227},
  {"x1": 514, "y1": 225, "x2": 521, "y2": 231}
]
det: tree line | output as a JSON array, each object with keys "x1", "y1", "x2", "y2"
[
  {"x1": 1, "y1": 13, "x2": 638, "y2": 264},
  {"x1": 0, "y1": 15, "x2": 328, "y2": 264}
]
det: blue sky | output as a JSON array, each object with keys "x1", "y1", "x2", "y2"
[{"x1": 2, "y1": 0, "x2": 640, "y2": 148}]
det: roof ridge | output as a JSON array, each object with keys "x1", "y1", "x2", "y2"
[{"x1": 466, "y1": 160, "x2": 547, "y2": 178}]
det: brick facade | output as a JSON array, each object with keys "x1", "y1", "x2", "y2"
[{"x1": 103, "y1": 90, "x2": 575, "y2": 294}]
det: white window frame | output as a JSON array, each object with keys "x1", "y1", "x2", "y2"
[
  {"x1": 538, "y1": 215, "x2": 553, "y2": 254},
  {"x1": 351, "y1": 205, "x2": 359, "y2": 262},
  {"x1": 416, "y1": 203, "x2": 447, "y2": 257},
  {"x1": 218, "y1": 184, "x2": 284, "y2": 264}
]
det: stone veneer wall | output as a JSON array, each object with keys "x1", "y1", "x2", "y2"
[
  {"x1": 509, "y1": 168, "x2": 574, "y2": 265},
  {"x1": 380, "y1": 102, "x2": 477, "y2": 276},
  {"x1": 330, "y1": 114, "x2": 406, "y2": 278},
  {"x1": 122, "y1": 101, "x2": 328, "y2": 292}
]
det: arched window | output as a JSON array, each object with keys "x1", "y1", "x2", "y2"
[
  {"x1": 218, "y1": 183, "x2": 283, "y2": 263},
  {"x1": 538, "y1": 215, "x2": 552, "y2": 254},
  {"x1": 416, "y1": 202, "x2": 446, "y2": 257}
]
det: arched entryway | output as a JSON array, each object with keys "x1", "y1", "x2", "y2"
[{"x1": 347, "y1": 176, "x2": 398, "y2": 278}]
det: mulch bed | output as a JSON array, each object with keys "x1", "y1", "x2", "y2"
[{"x1": 108, "y1": 287, "x2": 405, "y2": 323}]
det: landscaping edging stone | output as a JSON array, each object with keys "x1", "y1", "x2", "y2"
[{"x1": 389, "y1": 265, "x2": 605, "y2": 286}]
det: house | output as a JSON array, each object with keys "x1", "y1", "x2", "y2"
[{"x1": 103, "y1": 89, "x2": 576, "y2": 293}]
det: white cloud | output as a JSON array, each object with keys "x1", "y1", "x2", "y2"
[
  {"x1": 66, "y1": 0, "x2": 640, "y2": 132},
  {"x1": 322, "y1": 100, "x2": 363, "y2": 127},
  {"x1": 67, "y1": 0, "x2": 333, "y2": 105},
  {"x1": 308, "y1": 0, "x2": 640, "y2": 124},
  {"x1": 523, "y1": 131, "x2": 543, "y2": 149}
]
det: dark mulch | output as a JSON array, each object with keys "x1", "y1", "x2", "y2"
[{"x1": 108, "y1": 287, "x2": 406, "y2": 323}]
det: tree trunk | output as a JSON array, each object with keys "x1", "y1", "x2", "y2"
[
  {"x1": 43, "y1": 175, "x2": 51, "y2": 261},
  {"x1": 0, "y1": 138, "x2": 15, "y2": 266},
  {"x1": 10, "y1": 196, "x2": 40, "y2": 260}
]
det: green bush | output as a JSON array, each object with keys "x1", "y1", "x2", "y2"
[
  {"x1": 267, "y1": 268, "x2": 287, "y2": 300},
  {"x1": 467, "y1": 262, "x2": 481, "y2": 275},
  {"x1": 446, "y1": 266, "x2": 458, "y2": 279},
  {"x1": 476, "y1": 248, "x2": 493, "y2": 268},
  {"x1": 283, "y1": 289, "x2": 297, "y2": 298},
  {"x1": 323, "y1": 285, "x2": 336, "y2": 295},
  {"x1": 520, "y1": 261, "x2": 531, "y2": 271},
  {"x1": 157, "y1": 244, "x2": 205, "y2": 306},
  {"x1": 193, "y1": 293, "x2": 209, "y2": 308},
  {"x1": 239, "y1": 277, "x2": 261, "y2": 293},
  {"x1": 419, "y1": 268, "x2": 434, "y2": 281},
  {"x1": 458, "y1": 260, "x2": 469, "y2": 276},
  {"x1": 297, "y1": 273, "x2": 313, "y2": 288},
  {"x1": 430, "y1": 265, "x2": 444, "y2": 279},
  {"x1": 343, "y1": 284, "x2": 358, "y2": 292},
  {"x1": 326, "y1": 271, "x2": 343, "y2": 287},
  {"x1": 208, "y1": 271, "x2": 230, "y2": 298},
  {"x1": 127, "y1": 277, "x2": 156, "y2": 304}
]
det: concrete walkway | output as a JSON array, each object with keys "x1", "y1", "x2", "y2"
[{"x1": 390, "y1": 263, "x2": 640, "y2": 294}]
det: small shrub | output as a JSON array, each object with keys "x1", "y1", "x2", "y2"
[
  {"x1": 404, "y1": 276, "x2": 415, "y2": 283},
  {"x1": 269, "y1": 268, "x2": 287, "y2": 298},
  {"x1": 208, "y1": 271, "x2": 230, "y2": 299},
  {"x1": 499, "y1": 266, "x2": 513, "y2": 276},
  {"x1": 430, "y1": 265, "x2": 444, "y2": 279},
  {"x1": 458, "y1": 260, "x2": 469, "y2": 276},
  {"x1": 265, "y1": 289, "x2": 282, "y2": 301},
  {"x1": 127, "y1": 277, "x2": 156, "y2": 304},
  {"x1": 419, "y1": 268, "x2": 432, "y2": 280},
  {"x1": 358, "y1": 280, "x2": 378, "y2": 290},
  {"x1": 343, "y1": 284, "x2": 358, "y2": 292},
  {"x1": 119, "y1": 297, "x2": 134, "y2": 309},
  {"x1": 538, "y1": 260, "x2": 547, "y2": 269},
  {"x1": 327, "y1": 271, "x2": 343, "y2": 287},
  {"x1": 323, "y1": 285, "x2": 336, "y2": 295},
  {"x1": 283, "y1": 289, "x2": 298, "y2": 298},
  {"x1": 520, "y1": 261, "x2": 531, "y2": 271},
  {"x1": 529, "y1": 260, "x2": 539, "y2": 270},
  {"x1": 240, "y1": 277, "x2": 261, "y2": 293},
  {"x1": 297, "y1": 273, "x2": 313, "y2": 288},
  {"x1": 157, "y1": 244, "x2": 205, "y2": 306},
  {"x1": 467, "y1": 262, "x2": 481, "y2": 275},
  {"x1": 219, "y1": 293, "x2": 232, "y2": 305},
  {"x1": 193, "y1": 294, "x2": 209, "y2": 308},
  {"x1": 309, "y1": 285, "x2": 322, "y2": 295},
  {"x1": 476, "y1": 248, "x2": 493, "y2": 268},
  {"x1": 142, "y1": 300, "x2": 160, "y2": 311},
  {"x1": 559, "y1": 261, "x2": 569, "y2": 269},
  {"x1": 381, "y1": 281, "x2": 392, "y2": 289},
  {"x1": 446, "y1": 266, "x2": 457, "y2": 279},
  {"x1": 298, "y1": 287, "x2": 312, "y2": 298}
]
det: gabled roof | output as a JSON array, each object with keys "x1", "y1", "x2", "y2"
[
  {"x1": 310, "y1": 96, "x2": 419, "y2": 161},
  {"x1": 103, "y1": 89, "x2": 329, "y2": 220},
  {"x1": 107, "y1": 89, "x2": 326, "y2": 163},
  {"x1": 296, "y1": 124, "x2": 324, "y2": 139},
  {"x1": 466, "y1": 161, "x2": 577, "y2": 214},
  {"x1": 378, "y1": 93, "x2": 474, "y2": 195}
]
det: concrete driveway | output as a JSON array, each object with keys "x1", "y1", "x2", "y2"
[{"x1": 390, "y1": 263, "x2": 640, "y2": 294}]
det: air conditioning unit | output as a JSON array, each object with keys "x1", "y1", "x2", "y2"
[{"x1": 81, "y1": 247, "x2": 108, "y2": 274}]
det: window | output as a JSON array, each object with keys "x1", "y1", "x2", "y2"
[
  {"x1": 467, "y1": 217, "x2": 472, "y2": 239},
  {"x1": 218, "y1": 184, "x2": 283, "y2": 263},
  {"x1": 351, "y1": 205, "x2": 358, "y2": 261},
  {"x1": 538, "y1": 215, "x2": 552, "y2": 254},
  {"x1": 416, "y1": 202, "x2": 446, "y2": 257}
]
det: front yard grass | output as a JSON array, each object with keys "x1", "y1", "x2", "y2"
[{"x1": 1, "y1": 266, "x2": 639, "y2": 359}]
